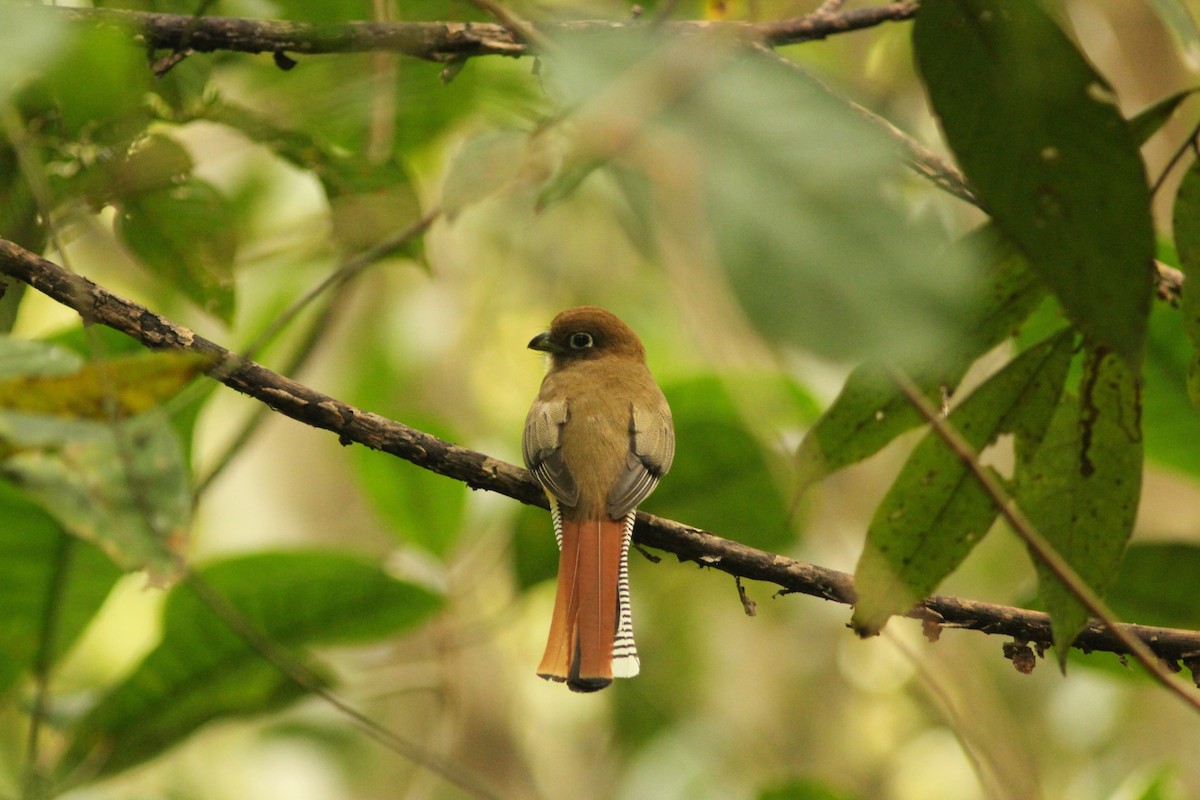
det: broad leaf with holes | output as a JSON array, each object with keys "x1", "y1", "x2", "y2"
[
  {"x1": 915, "y1": 0, "x2": 1154, "y2": 367},
  {"x1": 852, "y1": 330, "x2": 1073, "y2": 635}
]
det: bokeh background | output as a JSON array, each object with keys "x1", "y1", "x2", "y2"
[{"x1": 2, "y1": 1, "x2": 1200, "y2": 799}]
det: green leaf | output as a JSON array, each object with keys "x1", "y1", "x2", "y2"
[
  {"x1": 851, "y1": 330, "x2": 1073, "y2": 635},
  {"x1": 1107, "y1": 542, "x2": 1200, "y2": 630},
  {"x1": 1170, "y1": 158, "x2": 1200, "y2": 408},
  {"x1": 0, "y1": 480, "x2": 121, "y2": 694},
  {"x1": 0, "y1": 351, "x2": 212, "y2": 419},
  {"x1": 914, "y1": 0, "x2": 1155, "y2": 367},
  {"x1": 116, "y1": 179, "x2": 237, "y2": 324},
  {"x1": 547, "y1": 32, "x2": 980, "y2": 363},
  {"x1": 41, "y1": 25, "x2": 151, "y2": 138},
  {"x1": 1128, "y1": 88, "x2": 1200, "y2": 146},
  {"x1": 793, "y1": 228, "x2": 1046, "y2": 495},
  {"x1": 0, "y1": 412, "x2": 191, "y2": 579},
  {"x1": 0, "y1": 339, "x2": 199, "y2": 577},
  {"x1": 60, "y1": 550, "x2": 441, "y2": 781},
  {"x1": 1018, "y1": 348, "x2": 1143, "y2": 662}
]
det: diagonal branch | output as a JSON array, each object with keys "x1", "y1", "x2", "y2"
[
  {"x1": 46, "y1": 2, "x2": 917, "y2": 62},
  {"x1": 3, "y1": 236, "x2": 1200, "y2": 678}
]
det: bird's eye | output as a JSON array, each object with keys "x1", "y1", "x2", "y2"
[{"x1": 569, "y1": 332, "x2": 594, "y2": 349}]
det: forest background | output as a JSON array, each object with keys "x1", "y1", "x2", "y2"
[{"x1": 2, "y1": 1, "x2": 1200, "y2": 799}]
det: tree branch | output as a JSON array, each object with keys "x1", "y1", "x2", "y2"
[
  {"x1": 2, "y1": 237, "x2": 1200, "y2": 679},
  {"x1": 46, "y1": 2, "x2": 917, "y2": 62}
]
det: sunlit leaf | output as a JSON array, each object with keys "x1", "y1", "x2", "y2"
[
  {"x1": 0, "y1": 480, "x2": 121, "y2": 693},
  {"x1": 60, "y1": 550, "x2": 442, "y2": 780},
  {"x1": 0, "y1": 351, "x2": 212, "y2": 419},
  {"x1": 116, "y1": 179, "x2": 238, "y2": 324},
  {"x1": 794, "y1": 229, "x2": 1046, "y2": 495},
  {"x1": 1018, "y1": 348, "x2": 1143, "y2": 663},
  {"x1": 915, "y1": 0, "x2": 1155, "y2": 367},
  {"x1": 852, "y1": 330, "x2": 1072, "y2": 635}
]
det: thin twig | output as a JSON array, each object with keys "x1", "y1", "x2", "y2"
[{"x1": 886, "y1": 365, "x2": 1200, "y2": 714}]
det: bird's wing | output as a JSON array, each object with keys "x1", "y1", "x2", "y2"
[
  {"x1": 606, "y1": 402, "x2": 675, "y2": 519},
  {"x1": 523, "y1": 398, "x2": 580, "y2": 507}
]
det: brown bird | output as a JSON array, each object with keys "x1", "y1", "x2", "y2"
[{"x1": 523, "y1": 307, "x2": 675, "y2": 692}]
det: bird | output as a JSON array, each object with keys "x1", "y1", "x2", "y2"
[{"x1": 523, "y1": 306, "x2": 675, "y2": 692}]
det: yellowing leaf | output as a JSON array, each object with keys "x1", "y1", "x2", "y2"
[{"x1": 0, "y1": 351, "x2": 213, "y2": 419}]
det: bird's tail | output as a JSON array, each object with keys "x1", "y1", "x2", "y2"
[{"x1": 538, "y1": 509, "x2": 639, "y2": 692}]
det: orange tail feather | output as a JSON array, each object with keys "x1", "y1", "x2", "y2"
[{"x1": 538, "y1": 516, "x2": 626, "y2": 692}]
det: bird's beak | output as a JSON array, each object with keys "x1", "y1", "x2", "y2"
[{"x1": 528, "y1": 331, "x2": 557, "y2": 353}]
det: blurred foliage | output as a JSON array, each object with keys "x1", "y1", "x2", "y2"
[{"x1": 0, "y1": 1, "x2": 1199, "y2": 800}]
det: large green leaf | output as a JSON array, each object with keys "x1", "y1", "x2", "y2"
[
  {"x1": 39, "y1": 25, "x2": 150, "y2": 138},
  {"x1": 60, "y1": 551, "x2": 442, "y2": 781},
  {"x1": 851, "y1": 330, "x2": 1073, "y2": 635},
  {"x1": 546, "y1": 31, "x2": 980, "y2": 363},
  {"x1": 793, "y1": 228, "x2": 1046, "y2": 496},
  {"x1": 0, "y1": 480, "x2": 121, "y2": 694},
  {"x1": 116, "y1": 179, "x2": 237, "y2": 324},
  {"x1": 1018, "y1": 348, "x2": 1143, "y2": 663},
  {"x1": 914, "y1": 0, "x2": 1155, "y2": 367},
  {"x1": 0, "y1": 412, "x2": 191, "y2": 579}
]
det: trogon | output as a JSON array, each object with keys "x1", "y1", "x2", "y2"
[{"x1": 523, "y1": 306, "x2": 675, "y2": 692}]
